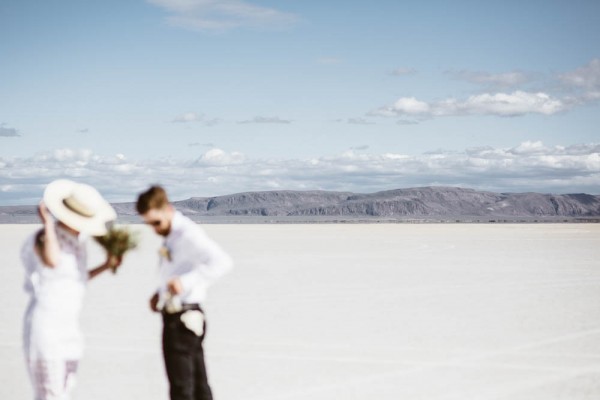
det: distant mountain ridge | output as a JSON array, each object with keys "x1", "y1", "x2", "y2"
[{"x1": 3, "y1": 186, "x2": 598, "y2": 223}]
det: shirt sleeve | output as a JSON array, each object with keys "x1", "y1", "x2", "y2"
[{"x1": 177, "y1": 229, "x2": 234, "y2": 294}]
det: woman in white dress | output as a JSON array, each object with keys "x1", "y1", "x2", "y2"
[{"x1": 21, "y1": 179, "x2": 120, "y2": 400}]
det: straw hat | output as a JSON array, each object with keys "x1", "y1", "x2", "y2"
[{"x1": 43, "y1": 179, "x2": 116, "y2": 236}]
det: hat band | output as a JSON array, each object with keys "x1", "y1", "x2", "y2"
[{"x1": 63, "y1": 197, "x2": 96, "y2": 218}]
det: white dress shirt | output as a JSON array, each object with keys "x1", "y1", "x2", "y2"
[{"x1": 157, "y1": 211, "x2": 233, "y2": 305}]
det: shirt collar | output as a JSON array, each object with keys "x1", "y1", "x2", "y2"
[{"x1": 166, "y1": 210, "x2": 185, "y2": 241}]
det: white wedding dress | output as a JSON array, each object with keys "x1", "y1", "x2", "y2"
[{"x1": 21, "y1": 226, "x2": 89, "y2": 400}]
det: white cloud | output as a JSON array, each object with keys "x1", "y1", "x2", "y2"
[
  {"x1": 0, "y1": 124, "x2": 20, "y2": 137},
  {"x1": 351, "y1": 145, "x2": 370, "y2": 151},
  {"x1": 372, "y1": 91, "x2": 566, "y2": 119},
  {"x1": 172, "y1": 112, "x2": 222, "y2": 126},
  {"x1": 559, "y1": 58, "x2": 600, "y2": 102},
  {"x1": 510, "y1": 140, "x2": 549, "y2": 155},
  {"x1": 390, "y1": 68, "x2": 416, "y2": 76},
  {"x1": 560, "y1": 59, "x2": 600, "y2": 90},
  {"x1": 371, "y1": 60, "x2": 600, "y2": 122},
  {"x1": 238, "y1": 116, "x2": 292, "y2": 124},
  {"x1": 448, "y1": 70, "x2": 530, "y2": 88},
  {"x1": 389, "y1": 97, "x2": 431, "y2": 115},
  {"x1": 345, "y1": 118, "x2": 375, "y2": 125},
  {"x1": 458, "y1": 91, "x2": 565, "y2": 116},
  {"x1": 172, "y1": 112, "x2": 202, "y2": 123},
  {"x1": 203, "y1": 118, "x2": 221, "y2": 126},
  {"x1": 396, "y1": 119, "x2": 420, "y2": 125},
  {"x1": 1, "y1": 143, "x2": 599, "y2": 204},
  {"x1": 147, "y1": 0, "x2": 298, "y2": 32},
  {"x1": 195, "y1": 148, "x2": 245, "y2": 165}
]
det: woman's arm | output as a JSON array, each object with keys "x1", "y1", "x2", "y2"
[
  {"x1": 35, "y1": 201, "x2": 60, "y2": 267},
  {"x1": 88, "y1": 255, "x2": 122, "y2": 280}
]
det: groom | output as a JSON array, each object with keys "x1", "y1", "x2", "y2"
[{"x1": 136, "y1": 186, "x2": 233, "y2": 400}]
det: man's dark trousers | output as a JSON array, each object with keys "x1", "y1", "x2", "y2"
[{"x1": 162, "y1": 307, "x2": 212, "y2": 400}]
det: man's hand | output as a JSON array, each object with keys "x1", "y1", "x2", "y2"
[
  {"x1": 149, "y1": 292, "x2": 160, "y2": 312},
  {"x1": 167, "y1": 277, "x2": 183, "y2": 295}
]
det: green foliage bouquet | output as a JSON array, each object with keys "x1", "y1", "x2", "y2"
[{"x1": 94, "y1": 227, "x2": 138, "y2": 273}]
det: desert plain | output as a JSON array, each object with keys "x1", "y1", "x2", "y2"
[{"x1": 1, "y1": 223, "x2": 599, "y2": 399}]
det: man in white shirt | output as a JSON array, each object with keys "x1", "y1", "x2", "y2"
[{"x1": 136, "y1": 186, "x2": 233, "y2": 400}]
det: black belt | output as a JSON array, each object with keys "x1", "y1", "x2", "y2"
[{"x1": 181, "y1": 303, "x2": 201, "y2": 312}]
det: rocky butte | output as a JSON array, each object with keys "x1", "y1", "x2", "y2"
[{"x1": 2, "y1": 187, "x2": 599, "y2": 223}]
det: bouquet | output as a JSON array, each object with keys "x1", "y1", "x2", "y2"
[{"x1": 94, "y1": 227, "x2": 139, "y2": 273}]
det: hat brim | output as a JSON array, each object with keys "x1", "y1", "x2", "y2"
[{"x1": 43, "y1": 179, "x2": 117, "y2": 236}]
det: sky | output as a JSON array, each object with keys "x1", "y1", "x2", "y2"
[{"x1": 1, "y1": 0, "x2": 599, "y2": 205}]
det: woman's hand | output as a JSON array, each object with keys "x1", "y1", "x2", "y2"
[
  {"x1": 38, "y1": 201, "x2": 54, "y2": 226},
  {"x1": 107, "y1": 254, "x2": 123, "y2": 273}
]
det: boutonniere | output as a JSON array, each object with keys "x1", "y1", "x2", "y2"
[{"x1": 159, "y1": 246, "x2": 172, "y2": 262}]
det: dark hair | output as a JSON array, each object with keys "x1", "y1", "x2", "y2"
[{"x1": 136, "y1": 185, "x2": 170, "y2": 214}]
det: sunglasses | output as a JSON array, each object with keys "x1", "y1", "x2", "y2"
[{"x1": 146, "y1": 220, "x2": 162, "y2": 227}]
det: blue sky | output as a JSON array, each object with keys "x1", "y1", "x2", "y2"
[{"x1": 1, "y1": 0, "x2": 599, "y2": 205}]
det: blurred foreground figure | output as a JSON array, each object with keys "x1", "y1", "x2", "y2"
[
  {"x1": 137, "y1": 185, "x2": 233, "y2": 400},
  {"x1": 21, "y1": 179, "x2": 120, "y2": 400}
]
